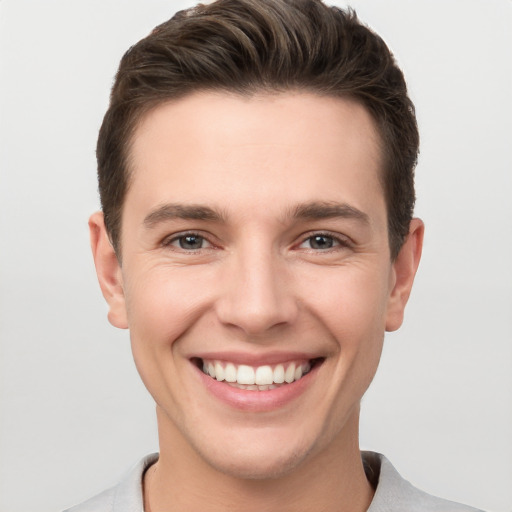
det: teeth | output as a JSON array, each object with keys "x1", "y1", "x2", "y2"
[
  {"x1": 273, "y1": 364, "x2": 285, "y2": 384},
  {"x1": 237, "y1": 365, "x2": 255, "y2": 385},
  {"x1": 225, "y1": 363, "x2": 237, "y2": 382},
  {"x1": 284, "y1": 363, "x2": 296, "y2": 383},
  {"x1": 214, "y1": 362, "x2": 225, "y2": 382},
  {"x1": 201, "y1": 359, "x2": 313, "y2": 389},
  {"x1": 227, "y1": 383, "x2": 280, "y2": 391},
  {"x1": 255, "y1": 365, "x2": 273, "y2": 385}
]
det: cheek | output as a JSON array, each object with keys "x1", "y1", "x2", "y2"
[
  {"x1": 299, "y1": 264, "x2": 391, "y2": 342},
  {"x1": 122, "y1": 266, "x2": 215, "y2": 407},
  {"x1": 122, "y1": 265, "x2": 214, "y2": 351}
]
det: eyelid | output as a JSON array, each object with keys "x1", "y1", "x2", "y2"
[
  {"x1": 159, "y1": 229, "x2": 352, "y2": 251},
  {"x1": 295, "y1": 230, "x2": 353, "y2": 250},
  {"x1": 161, "y1": 230, "x2": 217, "y2": 250}
]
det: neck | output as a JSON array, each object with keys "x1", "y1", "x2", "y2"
[{"x1": 145, "y1": 406, "x2": 374, "y2": 512}]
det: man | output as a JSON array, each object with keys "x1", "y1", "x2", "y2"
[{"x1": 66, "y1": 1, "x2": 482, "y2": 510}]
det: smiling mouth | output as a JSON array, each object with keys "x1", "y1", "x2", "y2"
[{"x1": 194, "y1": 358, "x2": 324, "y2": 391}]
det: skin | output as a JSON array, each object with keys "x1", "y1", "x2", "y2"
[{"x1": 90, "y1": 91, "x2": 423, "y2": 512}]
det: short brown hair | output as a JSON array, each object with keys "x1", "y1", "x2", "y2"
[{"x1": 97, "y1": 0, "x2": 418, "y2": 259}]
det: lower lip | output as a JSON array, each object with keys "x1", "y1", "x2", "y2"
[{"x1": 193, "y1": 362, "x2": 320, "y2": 412}]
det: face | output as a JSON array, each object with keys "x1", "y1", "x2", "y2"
[{"x1": 91, "y1": 92, "x2": 422, "y2": 480}]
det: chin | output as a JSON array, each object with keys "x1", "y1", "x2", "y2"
[
  {"x1": 205, "y1": 446, "x2": 310, "y2": 481},
  {"x1": 190, "y1": 427, "x2": 321, "y2": 481}
]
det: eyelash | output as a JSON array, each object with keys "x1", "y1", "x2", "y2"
[
  {"x1": 162, "y1": 232, "x2": 213, "y2": 251},
  {"x1": 297, "y1": 232, "x2": 352, "y2": 252},
  {"x1": 161, "y1": 230, "x2": 351, "y2": 253}
]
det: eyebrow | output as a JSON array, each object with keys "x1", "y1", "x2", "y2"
[
  {"x1": 289, "y1": 201, "x2": 370, "y2": 224},
  {"x1": 143, "y1": 203, "x2": 226, "y2": 228},
  {"x1": 143, "y1": 200, "x2": 370, "y2": 229}
]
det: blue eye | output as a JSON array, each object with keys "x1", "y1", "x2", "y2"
[
  {"x1": 166, "y1": 234, "x2": 211, "y2": 250},
  {"x1": 307, "y1": 235, "x2": 336, "y2": 250},
  {"x1": 179, "y1": 235, "x2": 204, "y2": 250},
  {"x1": 299, "y1": 234, "x2": 346, "y2": 250}
]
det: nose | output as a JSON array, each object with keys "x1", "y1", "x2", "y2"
[{"x1": 215, "y1": 243, "x2": 299, "y2": 337}]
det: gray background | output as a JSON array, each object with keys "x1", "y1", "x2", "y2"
[{"x1": 0, "y1": 1, "x2": 511, "y2": 511}]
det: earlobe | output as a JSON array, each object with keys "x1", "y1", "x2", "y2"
[
  {"x1": 385, "y1": 218, "x2": 424, "y2": 332},
  {"x1": 89, "y1": 211, "x2": 128, "y2": 329}
]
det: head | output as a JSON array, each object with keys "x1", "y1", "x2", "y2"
[
  {"x1": 90, "y1": 0, "x2": 423, "y2": 484},
  {"x1": 97, "y1": 0, "x2": 418, "y2": 261}
]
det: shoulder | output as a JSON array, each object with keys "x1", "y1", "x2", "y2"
[
  {"x1": 64, "y1": 486, "x2": 116, "y2": 512},
  {"x1": 364, "y1": 451, "x2": 484, "y2": 512},
  {"x1": 63, "y1": 453, "x2": 158, "y2": 512}
]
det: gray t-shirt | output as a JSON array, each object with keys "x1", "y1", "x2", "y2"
[{"x1": 64, "y1": 451, "x2": 484, "y2": 512}]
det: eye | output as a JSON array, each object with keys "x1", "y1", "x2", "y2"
[
  {"x1": 164, "y1": 233, "x2": 212, "y2": 251},
  {"x1": 298, "y1": 233, "x2": 349, "y2": 251}
]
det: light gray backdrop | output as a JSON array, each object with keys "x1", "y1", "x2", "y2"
[{"x1": 0, "y1": 1, "x2": 511, "y2": 511}]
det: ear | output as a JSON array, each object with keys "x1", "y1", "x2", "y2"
[
  {"x1": 385, "y1": 218, "x2": 424, "y2": 332},
  {"x1": 89, "y1": 211, "x2": 128, "y2": 329}
]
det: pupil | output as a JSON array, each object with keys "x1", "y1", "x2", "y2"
[
  {"x1": 311, "y1": 235, "x2": 333, "y2": 249},
  {"x1": 180, "y1": 235, "x2": 202, "y2": 249}
]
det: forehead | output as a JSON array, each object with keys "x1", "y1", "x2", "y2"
[{"x1": 125, "y1": 91, "x2": 385, "y2": 226}]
